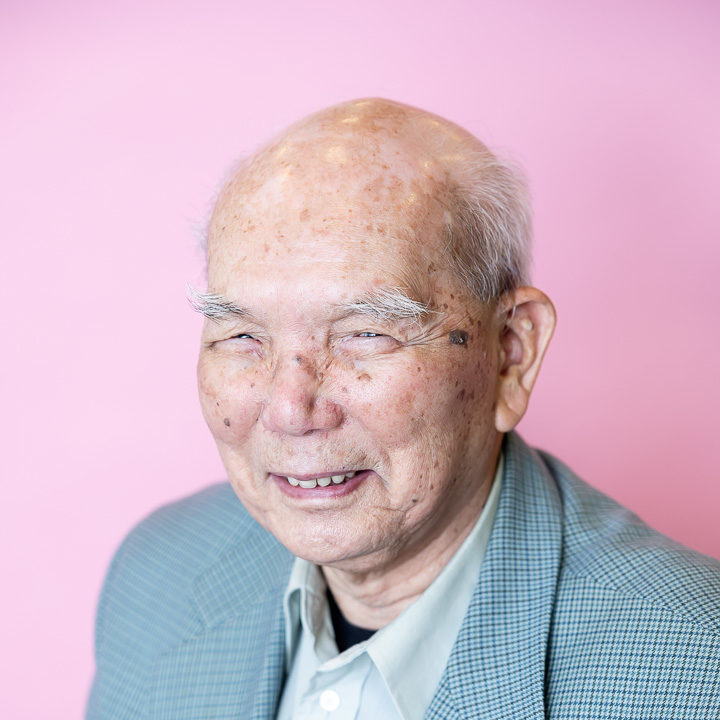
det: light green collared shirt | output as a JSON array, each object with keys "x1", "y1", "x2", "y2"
[{"x1": 277, "y1": 455, "x2": 503, "y2": 720}]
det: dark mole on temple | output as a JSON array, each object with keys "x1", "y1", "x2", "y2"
[
  {"x1": 223, "y1": 418, "x2": 231, "y2": 427},
  {"x1": 448, "y1": 330, "x2": 468, "y2": 346}
]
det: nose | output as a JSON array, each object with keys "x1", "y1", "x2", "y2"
[{"x1": 261, "y1": 354, "x2": 343, "y2": 436}]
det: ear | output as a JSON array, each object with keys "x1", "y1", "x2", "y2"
[{"x1": 494, "y1": 287, "x2": 556, "y2": 433}]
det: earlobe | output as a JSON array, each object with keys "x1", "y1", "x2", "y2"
[{"x1": 494, "y1": 287, "x2": 556, "y2": 433}]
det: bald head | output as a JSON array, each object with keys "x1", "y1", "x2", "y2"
[{"x1": 207, "y1": 98, "x2": 531, "y2": 302}]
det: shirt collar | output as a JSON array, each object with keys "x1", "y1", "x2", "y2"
[{"x1": 283, "y1": 557, "x2": 331, "y2": 669}]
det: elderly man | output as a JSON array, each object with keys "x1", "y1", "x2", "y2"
[{"x1": 87, "y1": 99, "x2": 720, "y2": 719}]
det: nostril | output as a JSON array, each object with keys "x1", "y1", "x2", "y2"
[{"x1": 261, "y1": 391, "x2": 343, "y2": 436}]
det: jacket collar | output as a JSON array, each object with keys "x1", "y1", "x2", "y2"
[
  {"x1": 192, "y1": 533, "x2": 293, "y2": 628},
  {"x1": 425, "y1": 432, "x2": 563, "y2": 719}
]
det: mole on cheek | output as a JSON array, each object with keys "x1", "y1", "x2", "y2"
[
  {"x1": 448, "y1": 330, "x2": 469, "y2": 346},
  {"x1": 223, "y1": 418, "x2": 231, "y2": 427}
]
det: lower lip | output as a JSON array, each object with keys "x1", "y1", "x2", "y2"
[{"x1": 271, "y1": 470, "x2": 372, "y2": 499}]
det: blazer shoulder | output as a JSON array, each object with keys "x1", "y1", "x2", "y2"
[
  {"x1": 117, "y1": 482, "x2": 257, "y2": 565},
  {"x1": 88, "y1": 483, "x2": 291, "y2": 718},
  {"x1": 93, "y1": 482, "x2": 287, "y2": 663},
  {"x1": 537, "y1": 449, "x2": 720, "y2": 636}
]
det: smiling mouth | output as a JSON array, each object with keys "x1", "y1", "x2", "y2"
[{"x1": 277, "y1": 471, "x2": 360, "y2": 489}]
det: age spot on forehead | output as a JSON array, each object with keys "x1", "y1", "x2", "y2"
[{"x1": 448, "y1": 329, "x2": 469, "y2": 346}]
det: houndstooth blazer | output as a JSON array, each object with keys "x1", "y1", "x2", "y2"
[{"x1": 86, "y1": 432, "x2": 720, "y2": 719}]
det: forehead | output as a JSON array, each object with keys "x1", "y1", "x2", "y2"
[{"x1": 207, "y1": 130, "x2": 454, "y2": 300}]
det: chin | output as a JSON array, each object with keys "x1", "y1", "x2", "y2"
[{"x1": 271, "y1": 521, "x2": 368, "y2": 567}]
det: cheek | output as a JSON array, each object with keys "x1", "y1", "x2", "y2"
[
  {"x1": 344, "y1": 362, "x2": 449, "y2": 444},
  {"x1": 346, "y1": 352, "x2": 496, "y2": 449},
  {"x1": 451, "y1": 352, "x2": 497, "y2": 422},
  {"x1": 197, "y1": 356, "x2": 262, "y2": 442}
]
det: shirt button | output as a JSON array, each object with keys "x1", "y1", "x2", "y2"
[{"x1": 319, "y1": 689, "x2": 340, "y2": 712}]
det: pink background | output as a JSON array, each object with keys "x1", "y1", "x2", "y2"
[{"x1": 2, "y1": 0, "x2": 719, "y2": 716}]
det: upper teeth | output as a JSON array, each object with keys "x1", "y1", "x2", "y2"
[{"x1": 286, "y1": 471, "x2": 357, "y2": 488}]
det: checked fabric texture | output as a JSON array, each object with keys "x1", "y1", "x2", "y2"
[{"x1": 87, "y1": 432, "x2": 720, "y2": 719}]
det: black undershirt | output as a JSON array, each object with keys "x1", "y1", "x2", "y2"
[{"x1": 327, "y1": 590, "x2": 376, "y2": 653}]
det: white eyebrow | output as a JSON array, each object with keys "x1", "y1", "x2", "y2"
[
  {"x1": 187, "y1": 285, "x2": 250, "y2": 322},
  {"x1": 336, "y1": 287, "x2": 434, "y2": 325},
  {"x1": 187, "y1": 285, "x2": 434, "y2": 325}
]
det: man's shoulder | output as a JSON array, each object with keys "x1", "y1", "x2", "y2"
[
  {"x1": 536, "y1": 447, "x2": 720, "y2": 636},
  {"x1": 101, "y1": 482, "x2": 289, "y2": 601},
  {"x1": 94, "y1": 483, "x2": 290, "y2": 658},
  {"x1": 88, "y1": 485, "x2": 292, "y2": 718},
  {"x1": 115, "y1": 482, "x2": 258, "y2": 569}
]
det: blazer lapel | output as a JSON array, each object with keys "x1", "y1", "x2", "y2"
[
  {"x1": 426, "y1": 432, "x2": 563, "y2": 720},
  {"x1": 147, "y1": 528, "x2": 293, "y2": 720},
  {"x1": 249, "y1": 598, "x2": 287, "y2": 720}
]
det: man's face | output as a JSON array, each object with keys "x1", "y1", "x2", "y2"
[{"x1": 197, "y1": 131, "x2": 503, "y2": 571}]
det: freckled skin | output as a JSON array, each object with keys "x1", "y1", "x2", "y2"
[{"x1": 197, "y1": 99, "x2": 510, "y2": 621}]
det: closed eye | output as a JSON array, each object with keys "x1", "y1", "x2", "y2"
[
  {"x1": 209, "y1": 333, "x2": 262, "y2": 349},
  {"x1": 338, "y1": 331, "x2": 401, "y2": 355}
]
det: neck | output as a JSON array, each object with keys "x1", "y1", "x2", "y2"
[{"x1": 321, "y1": 443, "x2": 501, "y2": 629}]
